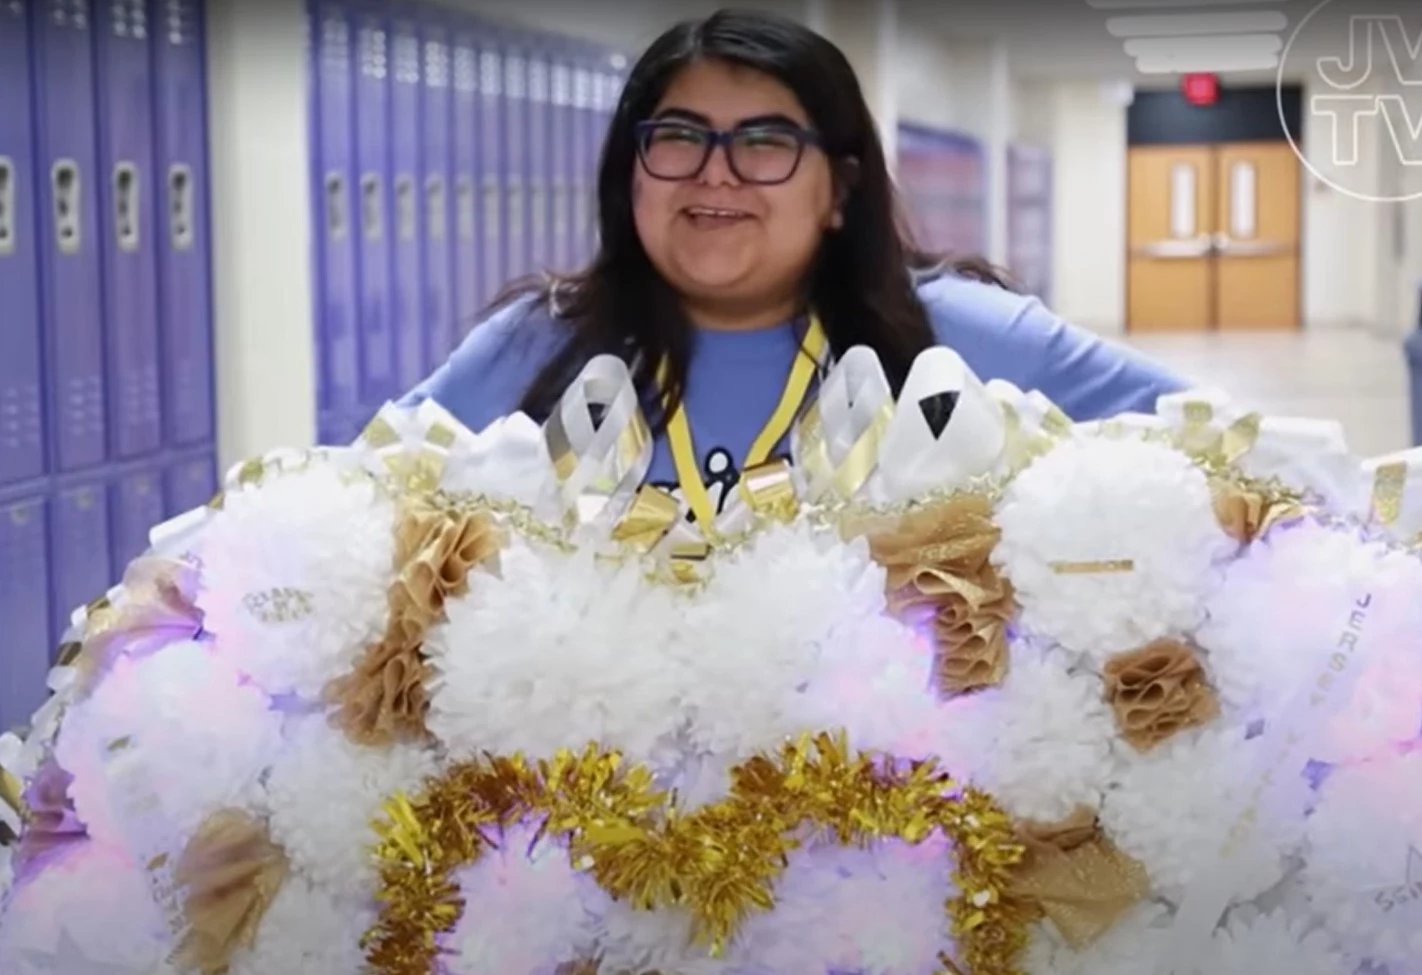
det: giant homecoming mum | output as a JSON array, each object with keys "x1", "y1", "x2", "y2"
[{"x1": 2, "y1": 345, "x2": 1421, "y2": 975}]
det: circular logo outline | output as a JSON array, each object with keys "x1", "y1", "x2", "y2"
[{"x1": 1277, "y1": 0, "x2": 1422, "y2": 204}]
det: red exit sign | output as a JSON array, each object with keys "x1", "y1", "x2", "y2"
[{"x1": 1182, "y1": 73, "x2": 1219, "y2": 106}]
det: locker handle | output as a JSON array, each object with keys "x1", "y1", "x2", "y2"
[
  {"x1": 169, "y1": 164, "x2": 194, "y2": 251},
  {"x1": 113, "y1": 162, "x2": 140, "y2": 252},
  {"x1": 51, "y1": 160, "x2": 81, "y2": 255},
  {"x1": 361, "y1": 173, "x2": 383, "y2": 241},
  {"x1": 0, "y1": 157, "x2": 13, "y2": 255},
  {"x1": 456, "y1": 177, "x2": 474, "y2": 241},
  {"x1": 425, "y1": 174, "x2": 446, "y2": 241},
  {"x1": 325, "y1": 172, "x2": 347, "y2": 241},
  {"x1": 395, "y1": 175, "x2": 415, "y2": 242}
]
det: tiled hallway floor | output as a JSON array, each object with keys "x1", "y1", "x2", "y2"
[{"x1": 1123, "y1": 327, "x2": 1414, "y2": 460}]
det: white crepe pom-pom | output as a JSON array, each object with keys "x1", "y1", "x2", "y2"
[
  {"x1": 995, "y1": 437, "x2": 1232, "y2": 660},
  {"x1": 793, "y1": 612, "x2": 948, "y2": 761},
  {"x1": 593, "y1": 904, "x2": 731, "y2": 975},
  {"x1": 679, "y1": 522, "x2": 890, "y2": 761},
  {"x1": 948, "y1": 652, "x2": 1117, "y2": 823},
  {"x1": 196, "y1": 464, "x2": 396, "y2": 699},
  {"x1": 1024, "y1": 903, "x2": 1171, "y2": 975},
  {"x1": 732, "y1": 835, "x2": 955, "y2": 975},
  {"x1": 1302, "y1": 751, "x2": 1422, "y2": 969},
  {"x1": 0, "y1": 840, "x2": 170, "y2": 975},
  {"x1": 227, "y1": 879, "x2": 373, "y2": 975},
  {"x1": 263, "y1": 716, "x2": 438, "y2": 894},
  {"x1": 1198, "y1": 520, "x2": 1422, "y2": 729},
  {"x1": 1198, "y1": 911, "x2": 1349, "y2": 975},
  {"x1": 1100, "y1": 727, "x2": 1299, "y2": 900},
  {"x1": 53, "y1": 640, "x2": 281, "y2": 857},
  {"x1": 428, "y1": 540, "x2": 684, "y2": 768},
  {"x1": 442, "y1": 824, "x2": 603, "y2": 974}
]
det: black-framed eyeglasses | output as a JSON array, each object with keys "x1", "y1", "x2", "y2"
[{"x1": 634, "y1": 120, "x2": 822, "y2": 186}]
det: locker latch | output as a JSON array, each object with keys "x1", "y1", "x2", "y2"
[
  {"x1": 114, "y1": 162, "x2": 140, "y2": 252},
  {"x1": 51, "y1": 160, "x2": 81, "y2": 255},
  {"x1": 169, "y1": 164, "x2": 194, "y2": 251}
]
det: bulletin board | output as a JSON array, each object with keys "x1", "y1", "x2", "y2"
[{"x1": 895, "y1": 122, "x2": 988, "y2": 258}]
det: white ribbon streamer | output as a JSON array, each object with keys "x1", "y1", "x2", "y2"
[
  {"x1": 543, "y1": 354, "x2": 652, "y2": 528},
  {"x1": 1156, "y1": 586, "x2": 1389, "y2": 973},
  {"x1": 792, "y1": 346, "x2": 893, "y2": 503},
  {"x1": 872, "y1": 346, "x2": 1005, "y2": 503}
]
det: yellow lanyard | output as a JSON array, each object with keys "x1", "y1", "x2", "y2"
[{"x1": 662, "y1": 314, "x2": 829, "y2": 530}]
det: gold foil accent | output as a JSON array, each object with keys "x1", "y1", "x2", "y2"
[
  {"x1": 360, "y1": 415, "x2": 402, "y2": 449},
  {"x1": 1372, "y1": 461, "x2": 1408, "y2": 526},
  {"x1": 0, "y1": 765, "x2": 25, "y2": 826},
  {"x1": 1213, "y1": 482, "x2": 1304, "y2": 544},
  {"x1": 1049, "y1": 559, "x2": 1134, "y2": 575}
]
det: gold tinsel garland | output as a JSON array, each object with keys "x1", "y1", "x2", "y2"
[{"x1": 365, "y1": 732, "x2": 1030, "y2": 975}]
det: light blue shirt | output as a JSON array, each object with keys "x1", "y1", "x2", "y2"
[{"x1": 405, "y1": 273, "x2": 1187, "y2": 510}]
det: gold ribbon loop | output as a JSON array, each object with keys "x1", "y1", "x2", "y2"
[
  {"x1": 611, "y1": 485, "x2": 682, "y2": 553},
  {"x1": 738, "y1": 459, "x2": 800, "y2": 523}
]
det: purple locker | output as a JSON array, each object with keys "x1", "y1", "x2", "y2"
[
  {"x1": 572, "y1": 58, "x2": 598, "y2": 266},
  {"x1": 313, "y1": 2, "x2": 360, "y2": 442},
  {"x1": 549, "y1": 49, "x2": 574, "y2": 273},
  {"x1": 419, "y1": 19, "x2": 455, "y2": 367},
  {"x1": 477, "y1": 40, "x2": 504, "y2": 309},
  {"x1": 96, "y1": 0, "x2": 163, "y2": 460},
  {"x1": 0, "y1": 4, "x2": 46, "y2": 486},
  {"x1": 451, "y1": 25, "x2": 480, "y2": 337},
  {"x1": 353, "y1": 8, "x2": 395, "y2": 415},
  {"x1": 110, "y1": 467, "x2": 164, "y2": 573},
  {"x1": 165, "y1": 452, "x2": 215, "y2": 516},
  {"x1": 50, "y1": 481, "x2": 113, "y2": 645},
  {"x1": 390, "y1": 15, "x2": 425, "y2": 390},
  {"x1": 502, "y1": 38, "x2": 529, "y2": 284},
  {"x1": 0, "y1": 494, "x2": 52, "y2": 729},
  {"x1": 153, "y1": 0, "x2": 215, "y2": 449},
  {"x1": 35, "y1": 0, "x2": 108, "y2": 472},
  {"x1": 526, "y1": 45, "x2": 551, "y2": 272}
]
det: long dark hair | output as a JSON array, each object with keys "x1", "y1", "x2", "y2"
[{"x1": 507, "y1": 8, "x2": 1009, "y2": 427}]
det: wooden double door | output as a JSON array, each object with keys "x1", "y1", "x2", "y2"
[{"x1": 1127, "y1": 141, "x2": 1300, "y2": 332}]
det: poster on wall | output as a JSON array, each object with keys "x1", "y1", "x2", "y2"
[
  {"x1": 894, "y1": 122, "x2": 987, "y2": 259},
  {"x1": 1007, "y1": 143, "x2": 1053, "y2": 303}
]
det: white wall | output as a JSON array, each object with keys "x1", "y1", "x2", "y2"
[
  {"x1": 1042, "y1": 81, "x2": 1129, "y2": 334},
  {"x1": 207, "y1": 0, "x2": 316, "y2": 471}
]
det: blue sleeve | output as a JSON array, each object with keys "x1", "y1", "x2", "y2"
[
  {"x1": 917, "y1": 274, "x2": 1191, "y2": 420},
  {"x1": 400, "y1": 296, "x2": 569, "y2": 432}
]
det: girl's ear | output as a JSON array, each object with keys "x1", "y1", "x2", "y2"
[{"x1": 835, "y1": 157, "x2": 861, "y2": 200}]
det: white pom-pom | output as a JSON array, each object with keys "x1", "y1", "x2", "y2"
[
  {"x1": 263, "y1": 716, "x2": 438, "y2": 894},
  {"x1": 1199, "y1": 910, "x2": 1349, "y2": 975},
  {"x1": 1024, "y1": 903, "x2": 1171, "y2": 975},
  {"x1": 442, "y1": 824, "x2": 603, "y2": 974},
  {"x1": 732, "y1": 835, "x2": 955, "y2": 975},
  {"x1": 427, "y1": 541, "x2": 685, "y2": 768},
  {"x1": 1100, "y1": 727, "x2": 1299, "y2": 900},
  {"x1": 196, "y1": 464, "x2": 396, "y2": 699},
  {"x1": 227, "y1": 879, "x2": 374, "y2": 975},
  {"x1": 1198, "y1": 520, "x2": 1422, "y2": 752},
  {"x1": 995, "y1": 437, "x2": 1233, "y2": 660},
  {"x1": 0, "y1": 840, "x2": 171, "y2": 975},
  {"x1": 677, "y1": 521, "x2": 888, "y2": 762},
  {"x1": 949, "y1": 650, "x2": 1117, "y2": 823},
  {"x1": 1302, "y1": 751, "x2": 1422, "y2": 970},
  {"x1": 53, "y1": 640, "x2": 281, "y2": 858},
  {"x1": 593, "y1": 903, "x2": 731, "y2": 975}
]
